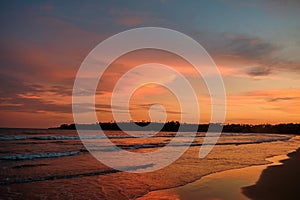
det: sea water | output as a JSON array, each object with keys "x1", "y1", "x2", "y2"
[{"x1": 0, "y1": 128, "x2": 299, "y2": 199}]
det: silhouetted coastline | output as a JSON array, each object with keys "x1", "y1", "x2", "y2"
[{"x1": 50, "y1": 122, "x2": 300, "y2": 134}]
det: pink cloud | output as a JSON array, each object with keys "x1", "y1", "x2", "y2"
[
  {"x1": 109, "y1": 8, "x2": 169, "y2": 26},
  {"x1": 116, "y1": 16, "x2": 144, "y2": 26}
]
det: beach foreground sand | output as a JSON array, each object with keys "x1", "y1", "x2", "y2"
[
  {"x1": 138, "y1": 148, "x2": 300, "y2": 200},
  {"x1": 243, "y1": 148, "x2": 300, "y2": 200}
]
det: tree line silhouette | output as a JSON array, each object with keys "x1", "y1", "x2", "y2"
[{"x1": 53, "y1": 121, "x2": 300, "y2": 134}]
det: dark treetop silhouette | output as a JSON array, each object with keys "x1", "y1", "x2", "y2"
[{"x1": 52, "y1": 122, "x2": 300, "y2": 134}]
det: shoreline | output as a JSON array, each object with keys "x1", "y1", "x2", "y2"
[
  {"x1": 243, "y1": 148, "x2": 300, "y2": 199},
  {"x1": 137, "y1": 148, "x2": 298, "y2": 200}
]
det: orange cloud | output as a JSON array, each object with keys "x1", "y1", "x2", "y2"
[
  {"x1": 225, "y1": 89, "x2": 300, "y2": 124},
  {"x1": 116, "y1": 16, "x2": 144, "y2": 26},
  {"x1": 110, "y1": 8, "x2": 169, "y2": 26}
]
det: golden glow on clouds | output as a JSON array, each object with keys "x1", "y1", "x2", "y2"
[
  {"x1": 93, "y1": 48, "x2": 300, "y2": 125},
  {"x1": 1, "y1": 1, "x2": 300, "y2": 128}
]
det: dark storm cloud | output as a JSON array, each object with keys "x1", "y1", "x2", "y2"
[
  {"x1": 73, "y1": 103, "x2": 131, "y2": 114},
  {"x1": 225, "y1": 35, "x2": 277, "y2": 60},
  {"x1": 0, "y1": 73, "x2": 72, "y2": 113},
  {"x1": 0, "y1": 73, "x2": 72, "y2": 97},
  {"x1": 246, "y1": 66, "x2": 272, "y2": 76},
  {"x1": 267, "y1": 97, "x2": 297, "y2": 102},
  {"x1": 192, "y1": 31, "x2": 300, "y2": 76},
  {"x1": 263, "y1": 0, "x2": 300, "y2": 8},
  {"x1": 0, "y1": 96, "x2": 71, "y2": 114},
  {"x1": 191, "y1": 32, "x2": 277, "y2": 61},
  {"x1": 224, "y1": 0, "x2": 300, "y2": 9},
  {"x1": 137, "y1": 103, "x2": 183, "y2": 114}
]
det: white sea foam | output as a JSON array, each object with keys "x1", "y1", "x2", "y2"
[
  {"x1": 0, "y1": 135, "x2": 136, "y2": 141},
  {"x1": 0, "y1": 150, "x2": 81, "y2": 160}
]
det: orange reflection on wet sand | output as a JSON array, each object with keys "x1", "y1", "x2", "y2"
[{"x1": 138, "y1": 154, "x2": 289, "y2": 200}]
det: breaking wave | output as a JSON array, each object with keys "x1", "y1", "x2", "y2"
[{"x1": 0, "y1": 150, "x2": 81, "y2": 160}]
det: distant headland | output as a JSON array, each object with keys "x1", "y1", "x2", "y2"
[{"x1": 50, "y1": 121, "x2": 300, "y2": 134}]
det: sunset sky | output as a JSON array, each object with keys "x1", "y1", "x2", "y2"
[{"x1": 1, "y1": 0, "x2": 300, "y2": 128}]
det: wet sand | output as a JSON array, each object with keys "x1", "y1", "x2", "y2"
[
  {"x1": 138, "y1": 151, "x2": 297, "y2": 200},
  {"x1": 243, "y1": 148, "x2": 300, "y2": 200}
]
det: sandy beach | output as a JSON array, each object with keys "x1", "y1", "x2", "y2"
[
  {"x1": 138, "y1": 147, "x2": 300, "y2": 200},
  {"x1": 243, "y1": 148, "x2": 300, "y2": 200}
]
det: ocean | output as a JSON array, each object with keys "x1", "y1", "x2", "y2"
[{"x1": 1, "y1": 128, "x2": 299, "y2": 199}]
